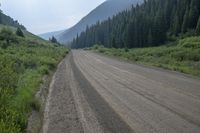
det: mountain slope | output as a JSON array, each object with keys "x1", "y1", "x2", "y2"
[
  {"x1": 58, "y1": 0, "x2": 142, "y2": 44},
  {"x1": 0, "y1": 11, "x2": 26, "y2": 30},
  {"x1": 38, "y1": 30, "x2": 65, "y2": 40},
  {"x1": 71, "y1": 0, "x2": 200, "y2": 49}
]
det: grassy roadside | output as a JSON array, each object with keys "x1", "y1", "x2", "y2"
[
  {"x1": 90, "y1": 36, "x2": 200, "y2": 77},
  {"x1": 0, "y1": 26, "x2": 68, "y2": 133}
]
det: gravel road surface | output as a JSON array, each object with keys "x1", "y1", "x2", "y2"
[{"x1": 43, "y1": 50, "x2": 200, "y2": 133}]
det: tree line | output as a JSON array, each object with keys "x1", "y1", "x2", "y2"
[
  {"x1": 0, "y1": 7, "x2": 26, "y2": 30},
  {"x1": 71, "y1": 0, "x2": 200, "y2": 49}
]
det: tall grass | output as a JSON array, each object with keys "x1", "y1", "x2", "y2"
[
  {"x1": 91, "y1": 36, "x2": 200, "y2": 76},
  {"x1": 0, "y1": 28, "x2": 68, "y2": 132}
]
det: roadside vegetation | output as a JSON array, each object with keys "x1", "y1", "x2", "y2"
[
  {"x1": 90, "y1": 36, "x2": 200, "y2": 77},
  {"x1": 0, "y1": 26, "x2": 68, "y2": 133}
]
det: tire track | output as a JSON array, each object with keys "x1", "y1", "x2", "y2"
[
  {"x1": 70, "y1": 53, "x2": 134, "y2": 133},
  {"x1": 71, "y1": 50, "x2": 200, "y2": 133},
  {"x1": 77, "y1": 50, "x2": 200, "y2": 127}
]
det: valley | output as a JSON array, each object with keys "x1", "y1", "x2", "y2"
[{"x1": 0, "y1": 0, "x2": 200, "y2": 133}]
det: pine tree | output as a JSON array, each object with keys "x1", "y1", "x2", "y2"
[
  {"x1": 50, "y1": 36, "x2": 58, "y2": 43},
  {"x1": 112, "y1": 37, "x2": 117, "y2": 48},
  {"x1": 173, "y1": 15, "x2": 181, "y2": 35},
  {"x1": 182, "y1": 7, "x2": 189, "y2": 33},
  {"x1": 154, "y1": 11, "x2": 167, "y2": 44},
  {"x1": 147, "y1": 29, "x2": 153, "y2": 45},
  {"x1": 188, "y1": 0, "x2": 199, "y2": 28},
  {"x1": 71, "y1": 0, "x2": 200, "y2": 49},
  {"x1": 196, "y1": 16, "x2": 200, "y2": 35}
]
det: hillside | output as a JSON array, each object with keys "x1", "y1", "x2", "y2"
[
  {"x1": 71, "y1": 0, "x2": 200, "y2": 49},
  {"x1": 0, "y1": 14, "x2": 68, "y2": 133},
  {"x1": 57, "y1": 0, "x2": 142, "y2": 44},
  {"x1": 0, "y1": 11, "x2": 26, "y2": 30}
]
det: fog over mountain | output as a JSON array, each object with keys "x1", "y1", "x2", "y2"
[{"x1": 40, "y1": 0, "x2": 142, "y2": 43}]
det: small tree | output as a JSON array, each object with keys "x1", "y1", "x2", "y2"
[{"x1": 16, "y1": 27, "x2": 24, "y2": 37}]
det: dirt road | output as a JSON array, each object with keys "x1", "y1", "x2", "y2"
[{"x1": 43, "y1": 50, "x2": 200, "y2": 133}]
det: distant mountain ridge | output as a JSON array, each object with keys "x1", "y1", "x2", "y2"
[
  {"x1": 38, "y1": 30, "x2": 66, "y2": 40},
  {"x1": 57, "y1": 0, "x2": 142, "y2": 44}
]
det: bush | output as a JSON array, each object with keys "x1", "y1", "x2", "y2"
[
  {"x1": 179, "y1": 36, "x2": 200, "y2": 49},
  {"x1": 92, "y1": 44, "x2": 104, "y2": 50},
  {"x1": 38, "y1": 65, "x2": 49, "y2": 75},
  {"x1": 16, "y1": 28, "x2": 24, "y2": 37},
  {"x1": 124, "y1": 47, "x2": 129, "y2": 52},
  {"x1": 93, "y1": 44, "x2": 99, "y2": 50},
  {"x1": 0, "y1": 28, "x2": 17, "y2": 48},
  {"x1": 98, "y1": 48, "x2": 106, "y2": 53}
]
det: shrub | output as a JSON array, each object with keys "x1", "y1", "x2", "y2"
[
  {"x1": 38, "y1": 65, "x2": 49, "y2": 75},
  {"x1": 179, "y1": 36, "x2": 200, "y2": 49},
  {"x1": 93, "y1": 44, "x2": 99, "y2": 50},
  {"x1": 98, "y1": 48, "x2": 105, "y2": 53},
  {"x1": 0, "y1": 28, "x2": 17, "y2": 48},
  {"x1": 16, "y1": 28, "x2": 24, "y2": 37},
  {"x1": 124, "y1": 47, "x2": 129, "y2": 52}
]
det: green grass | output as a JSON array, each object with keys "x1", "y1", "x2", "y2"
[
  {"x1": 0, "y1": 26, "x2": 68, "y2": 132},
  {"x1": 90, "y1": 36, "x2": 200, "y2": 77}
]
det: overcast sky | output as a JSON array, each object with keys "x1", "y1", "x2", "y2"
[{"x1": 0, "y1": 0, "x2": 106, "y2": 34}]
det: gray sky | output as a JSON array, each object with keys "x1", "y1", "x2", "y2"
[{"x1": 0, "y1": 0, "x2": 106, "y2": 34}]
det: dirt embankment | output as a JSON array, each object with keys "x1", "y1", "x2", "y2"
[{"x1": 26, "y1": 59, "x2": 66, "y2": 133}]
